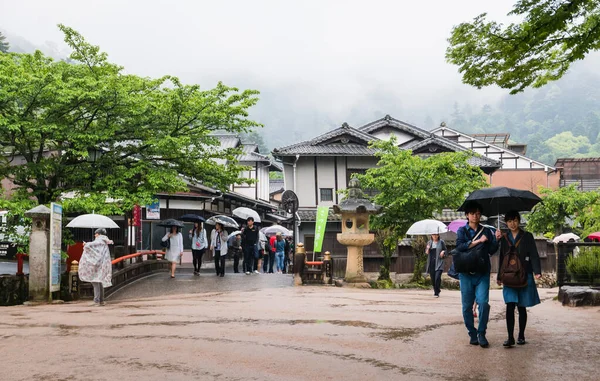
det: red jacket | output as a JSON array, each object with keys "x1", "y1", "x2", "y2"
[{"x1": 269, "y1": 236, "x2": 277, "y2": 252}]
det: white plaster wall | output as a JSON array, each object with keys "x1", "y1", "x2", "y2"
[
  {"x1": 371, "y1": 130, "x2": 414, "y2": 145},
  {"x1": 346, "y1": 156, "x2": 378, "y2": 169},
  {"x1": 168, "y1": 200, "x2": 206, "y2": 210},
  {"x1": 296, "y1": 157, "x2": 316, "y2": 207},
  {"x1": 316, "y1": 157, "x2": 336, "y2": 207}
]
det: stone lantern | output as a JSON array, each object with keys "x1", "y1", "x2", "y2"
[
  {"x1": 24, "y1": 205, "x2": 52, "y2": 301},
  {"x1": 333, "y1": 178, "x2": 381, "y2": 285}
]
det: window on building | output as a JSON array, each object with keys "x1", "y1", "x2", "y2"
[{"x1": 320, "y1": 188, "x2": 333, "y2": 202}]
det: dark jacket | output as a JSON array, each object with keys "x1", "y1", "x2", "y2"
[
  {"x1": 425, "y1": 239, "x2": 447, "y2": 272},
  {"x1": 496, "y1": 229, "x2": 541, "y2": 280},
  {"x1": 241, "y1": 225, "x2": 259, "y2": 247},
  {"x1": 456, "y1": 223, "x2": 499, "y2": 274}
]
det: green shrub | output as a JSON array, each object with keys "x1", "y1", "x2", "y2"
[{"x1": 566, "y1": 247, "x2": 600, "y2": 285}]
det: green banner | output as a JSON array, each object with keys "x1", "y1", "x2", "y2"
[{"x1": 313, "y1": 206, "x2": 329, "y2": 253}]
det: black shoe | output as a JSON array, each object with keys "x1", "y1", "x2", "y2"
[
  {"x1": 469, "y1": 334, "x2": 479, "y2": 346},
  {"x1": 503, "y1": 337, "x2": 515, "y2": 347},
  {"x1": 517, "y1": 338, "x2": 526, "y2": 345},
  {"x1": 220, "y1": 273, "x2": 224, "y2": 277},
  {"x1": 478, "y1": 333, "x2": 489, "y2": 348}
]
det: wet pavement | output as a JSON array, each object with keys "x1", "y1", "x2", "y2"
[{"x1": 1, "y1": 275, "x2": 600, "y2": 381}]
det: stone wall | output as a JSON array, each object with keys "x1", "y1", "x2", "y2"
[{"x1": 0, "y1": 274, "x2": 28, "y2": 306}]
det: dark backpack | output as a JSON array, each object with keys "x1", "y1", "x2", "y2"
[
  {"x1": 451, "y1": 227, "x2": 488, "y2": 274},
  {"x1": 160, "y1": 238, "x2": 170, "y2": 249},
  {"x1": 499, "y1": 236, "x2": 527, "y2": 288}
]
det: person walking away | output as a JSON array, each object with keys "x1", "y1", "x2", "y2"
[
  {"x1": 425, "y1": 233, "x2": 446, "y2": 297},
  {"x1": 284, "y1": 237, "x2": 293, "y2": 274},
  {"x1": 229, "y1": 233, "x2": 242, "y2": 273},
  {"x1": 274, "y1": 232, "x2": 286, "y2": 273},
  {"x1": 454, "y1": 201, "x2": 498, "y2": 348},
  {"x1": 162, "y1": 225, "x2": 184, "y2": 278},
  {"x1": 79, "y1": 228, "x2": 113, "y2": 306},
  {"x1": 189, "y1": 222, "x2": 207, "y2": 276},
  {"x1": 210, "y1": 223, "x2": 228, "y2": 277},
  {"x1": 495, "y1": 210, "x2": 542, "y2": 347},
  {"x1": 241, "y1": 217, "x2": 259, "y2": 275}
]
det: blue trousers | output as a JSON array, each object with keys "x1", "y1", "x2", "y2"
[{"x1": 459, "y1": 272, "x2": 491, "y2": 335}]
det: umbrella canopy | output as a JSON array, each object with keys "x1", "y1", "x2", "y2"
[
  {"x1": 447, "y1": 219, "x2": 468, "y2": 233},
  {"x1": 232, "y1": 207, "x2": 261, "y2": 223},
  {"x1": 587, "y1": 232, "x2": 600, "y2": 241},
  {"x1": 406, "y1": 219, "x2": 448, "y2": 235},
  {"x1": 262, "y1": 225, "x2": 292, "y2": 237},
  {"x1": 157, "y1": 218, "x2": 185, "y2": 228},
  {"x1": 228, "y1": 230, "x2": 242, "y2": 239},
  {"x1": 205, "y1": 215, "x2": 239, "y2": 229},
  {"x1": 553, "y1": 233, "x2": 580, "y2": 243},
  {"x1": 66, "y1": 214, "x2": 119, "y2": 229},
  {"x1": 177, "y1": 214, "x2": 205, "y2": 223},
  {"x1": 458, "y1": 186, "x2": 542, "y2": 216}
]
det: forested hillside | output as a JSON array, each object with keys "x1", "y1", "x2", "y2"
[{"x1": 447, "y1": 67, "x2": 600, "y2": 166}]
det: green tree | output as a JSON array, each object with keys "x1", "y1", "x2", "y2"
[
  {"x1": 357, "y1": 138, "x2": 488, "y2": 282},
  {"x1": 446, "y1": 0, "x2": 600, "y2": 94},
  {"x1": 0, "y1": 31, "x2": 9, "y2": 53},
  {"x1": 0, "y1": 25, "x2": 260, "y2": 213},
  {"x1": 526, "y1": 185, "x2": 600, "y2": 236}
]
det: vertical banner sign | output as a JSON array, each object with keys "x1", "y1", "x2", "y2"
[
  {"x1": 146, "y1": 200, "x2": 160, "y2": 220},
  {"x1": 313, "y1": 206, "x2": 329, "y2": 253},
  {"x1": 49, "y1": 203, "x2": 63, "y2": 293}
]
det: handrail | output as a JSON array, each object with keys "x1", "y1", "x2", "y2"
[
  {"x1": 111, "y1": 250, "x2": 165, "y2": 265},
  {"x1": 305, "y1": 261, "x2": 323, "y2": 266}
]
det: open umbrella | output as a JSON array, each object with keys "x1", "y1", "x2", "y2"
[
  {"x1": 157, "y1": 218, "x2": 185, "y2": 228},
  {"x1": 177, "y1": 214, "x2": 205, "y2": 223},
  {"x1": 262, "y1": 225, "x2": 292, "y2": 236},
  {"x1": 228, "y1": 230, "x2": 242, "y2": 239},
  {"x1": 66, "y1": 214, "x2": 119, "y2": 229},
  {"x1": 458, "y1": 186, "x2": 542, "y2": 217},
  {"x1": 553, "y1": 233, "x2": 580, "y2": 243},
  {"x1": 587, "y1": 232, "x2": 600, "y2": 242},
  {"x1": 406, "y1": 219, "x2": 448, "y2": 235},
  {"x1": 447, "y1": 219, "x2": 467, "y2": 233},
  {"x1": 232, "y1": 207, "x2": 261, "y2": 223},
  {"x1": 206, "y1": 215, "x2": 239, "y2": 229}
]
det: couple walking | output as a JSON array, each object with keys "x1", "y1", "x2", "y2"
[{"x1": 454, "y1": 201, "x2": 542, "y2": 348}]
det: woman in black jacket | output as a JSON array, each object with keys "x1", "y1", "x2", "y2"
[
  {"x1": 495, "y1": 210, "x2": 542, "y2": 347},
  {"x1": 425, "y1": 234, "x2": 447, "y2": 298}
]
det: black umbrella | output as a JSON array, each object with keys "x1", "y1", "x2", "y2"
[
  {"x1": 157, "y1": 218, "x2": 185, "y2": 228},
  {"x1": 457, "y1": 186, "x2": 542, "y2": 217},
  {"x1": 177, "y1": 214, "x2": 206, "y2": 223}
]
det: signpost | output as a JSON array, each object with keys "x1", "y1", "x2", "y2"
[{"x1": 49, "y1": 203, "x2": 62, "y2": 299}]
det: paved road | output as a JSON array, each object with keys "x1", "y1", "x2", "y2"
[{"x1": 1, "y1": 277, "x2": 599, "y2": 381}]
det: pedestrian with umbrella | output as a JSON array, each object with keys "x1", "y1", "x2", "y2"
[
  {"x1": 210, "y1": 222, "x2": 228, "y2": 277},
  {"x1": 179, "y1": 214, "x2": 208, "y2": 275},
  {"x1": 406, "y1": 219, "x2": 449, "y2": 298},
  {"x1": 78, "y1": 228, "x2": 113, "y2": 307},
  {"x1": 452, "y1": 200, "x2": 499, "y2": 348},
  {"x1": 160, "y1": 219, "x2": 184, "y2": 278},
  {"x1": 494, "y1": 210, "x2": 542, "y2": 347}
]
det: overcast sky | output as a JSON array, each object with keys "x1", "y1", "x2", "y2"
[{"x1": 0, "y1": 0, "x2": 557, "y2": 147}]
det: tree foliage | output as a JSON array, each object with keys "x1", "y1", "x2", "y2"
[
  {"x1": 357, "y1": 138, "x2": 488, "y2": 281},
  {"x1": 0, "y1": 25, "x2": 261, "y2": 213},
  {"x1": 447, "y1": 0, "x2": 600, "y2": 94},
  {"x1": 526, "y1": 184, "x2": 600, "y2": 236},
  {"x1": 0, "y1": 31, "x2": 9, "y2": 53}
]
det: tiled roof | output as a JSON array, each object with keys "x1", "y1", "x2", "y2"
[
  {"x1": 359, "y1": 115, "x2": 431, "y2": 139},
  {"x1": 297, "y1": 208, "x2": 342, "y2": 222},
  {"x1": 433, "y1": 209, "x2": 487, "y2": 222},
  {"x1": 269, "y1": 179, "x2": 284, "y2": 194},
  {"x1": 211, "y1": 134, "x2": 240, "y2": 149},
  {"x1": 273, "y1": 123, "x2": 378, "y2": 156},
  {"x1": 406, "y1": 137, "x2": 502, "y2": 169}
]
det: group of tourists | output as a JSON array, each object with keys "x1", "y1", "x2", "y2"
[
  {"x1": 160, "y1": 216, "x2": 293, "y2": 278},
  {"x1": 426, "y1": 200, "x2": 542, "y2": 348}
]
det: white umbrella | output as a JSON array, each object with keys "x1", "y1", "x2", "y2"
[
  {"x1": 553, "y1": 233, "x2": 580, "y2": 243},
  {"x1": 262, "y1": 225, "x2": 292, "y2": 236},
  {"x1": 406, "y1": 219, "x2": 448, "y2": 235},
  {"x1": 206, "y1": 215, "x2": 239, "y2": 229},
  {"x1": 232, "y1": 207, "x2": 261, "y2": 223},
  {"x1": 66, "y1": 214, "x2": 119, "y2": 229},
  {"x1": 228, "y1": 230, "x2": 242, "y2": 239}
]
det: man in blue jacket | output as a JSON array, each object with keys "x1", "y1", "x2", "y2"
[{"x1": 455, "y1": 201, "x2": 498, "y2": 348}]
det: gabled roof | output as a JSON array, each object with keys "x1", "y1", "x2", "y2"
[
  {"x1": 404, "y1": 136, "x2": 502, "y2": 172},
  {"x1": 211, "y1": 134, "x2": 240, "y2": 149},
  {"x1": 432, "y1": 126, "x2": 555, "y2": 170},
  {"x1": 269, "y1": 179, "x2": 284, "y2": 194},
  {"x1": 273, "y1": 123, "x2": 378, "y2": 156},
  {"x1": 359, "y1": 114, "x2": 431, "y2": 139}
]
